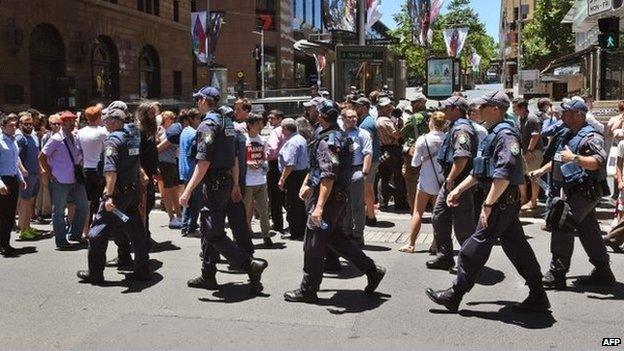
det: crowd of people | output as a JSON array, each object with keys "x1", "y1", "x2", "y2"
[{"x1": 0, "y1": 85, "x2": 623, "y2": 309}]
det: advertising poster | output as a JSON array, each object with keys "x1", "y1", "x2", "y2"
[{"x1": 427, "y1": 57, "x2": 453, "y2": 97}]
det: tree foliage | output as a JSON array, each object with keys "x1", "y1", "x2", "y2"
[
  {"x1": 388, "y1": 0, "x2": 497, "y2": 81},
  {"x1": 521, "y1": 0, "x2": 575, "y2": 70}
]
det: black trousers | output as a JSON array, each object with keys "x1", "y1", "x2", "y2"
[
  {"x1": 267, "y1": 160, "x2": 285, "y2": 231},
  {"x1": 378, "y1": 145, "x2": 407, "y2": 207},
  {"x1": 84, "y1": 168, "x2": 105, "y2": 227},
  {"x1": 0, "y1": 176, "x2": 18, "y2": 248},
  {"x1": 285, "y1": 170, "x2": 307, "y2": 239}
]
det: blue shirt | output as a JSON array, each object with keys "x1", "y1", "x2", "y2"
[
  {"x1": 358, "y1": 115, "x2": 381, "y2": 162},
  {"x1": 278, "y1": 133, "x2": 309, "y2": 171},
  {"x1": 345, "y1": 127, "x2": 372, "y2": 166},
  {"x1": 0, "y1": 132, "x2": 24, "y2": 186},
  {"x1": 16, "y1": 132, "x2": 40, "y2": 175},
  {"x1": 178, "y1": 126, "x2": 197, "y2": 182}
]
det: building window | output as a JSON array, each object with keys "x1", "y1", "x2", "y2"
[
  {"x1": 191, "y1": 0, "x2": 196, "y2": 12},
  {"x1": 173, "y1": 0, "x2": 179, "y2": 22},
  {"x1": 92, "y1": 36, "x2": 119, "y2": 99},
  {"x1": 139, "y1": 46, "x2": 160, "y2": 98},
  {"x1": 173, "y1": 70, "x2": 182, "y2": 97},
  {"x1": 257, "y1": 0, "x2": 276, "y2": 12},
  {"x1": 138, "y1": 0, "x2": 159, "y2": 16}
]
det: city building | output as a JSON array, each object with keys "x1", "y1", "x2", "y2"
[
  {"x1": 0, "y1": 0, "x2": 193, "y2": 113},
  {"x1": 499, "y1": 0, "x2": 535, "y2": 89}
]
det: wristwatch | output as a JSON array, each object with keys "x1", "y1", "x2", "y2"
[{"x1": 482, "y1": 203, "x2": 494, "y2": 208}]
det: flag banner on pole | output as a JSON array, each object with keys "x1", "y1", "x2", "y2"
[
  {"x1": 322, "y1": 0, "x2": 357, "y2": 32},
  {"x1": 191, "y1": 11, "x2": 207, "y2": 64},
  {"x1": 366, "y1": 0, "x2": 382, "y2": 30},
  {"x1": 313, "y1": 54, "x2": 327, "y2": 73},
  {"x1": 470, "y1": 52, "x2": 481, "y2": 71},
  {"x1": 443, "y1": 27, "x2": 469, "y2": 57},
  {"x1": 408, "y1": 0, "x2": 444, "y2": 47},
  {"x1": 206, "y1": 12, "x2": 224, "y2": 66}
]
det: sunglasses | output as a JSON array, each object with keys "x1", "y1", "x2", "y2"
[{"x1": 50, "y1": 122, "x2": 61, "y2": 126}]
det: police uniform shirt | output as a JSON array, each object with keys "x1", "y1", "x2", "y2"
[
  {"x1": 489, "y1": 132, "x2": 523, "y2": 182},
  {"x1": 102, "y1": 129, "x2": 139, "y2": 180},
  {"x1": 572, "y1": 131, "x2": 607, "y2": 166},
  {"x1": 195, "y1": 114, "x2": 235, "y2": 170},
  {"x1": 316, "y1": 134, "x2": 344, "y2": 181},
  {"x1": 450, "y1": 121, "x2": 473, "y2": 160}
]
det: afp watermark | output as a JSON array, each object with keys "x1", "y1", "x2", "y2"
[{"x1": 603, "y1": 338, "x2": 622, "y2": 347}]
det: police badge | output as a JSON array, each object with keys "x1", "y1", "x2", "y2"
[
  {"x1": 203, "y1": 129, "x2": 214, "y2": 145},
  {"x1": 458, "y1": 134, "x2": 468, "y2": 145},
  {"x1": 105, "y1": 146, "x2": 114, "y2": 157},
  {"x1": 509, "y1": 142, "x2": 520, "y2": 156}
]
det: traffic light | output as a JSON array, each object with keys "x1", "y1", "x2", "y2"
[{"x1": 598, "y1": 17, "x2": 620, "y2": 50}]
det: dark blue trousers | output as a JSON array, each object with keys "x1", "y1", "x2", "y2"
[{"x1": 432, "y1": 185, "x2": 476, "y2": 259}]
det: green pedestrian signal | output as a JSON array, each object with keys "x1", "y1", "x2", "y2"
[{"x1": 599, "y1": 33, "x2": 620, "y2": 49}]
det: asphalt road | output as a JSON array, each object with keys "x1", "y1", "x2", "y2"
[{"x1": 0, "y1": 207, "x2": 622, "y2": 351}]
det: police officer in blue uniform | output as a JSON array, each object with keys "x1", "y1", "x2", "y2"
[
  {"x1": 529, "y1": 99, "x2": 616, "y2": 290},
  {"x1": 427, "y1": 96, "x2": 478, "y2": 271},
  {"x1": 284, "y1": 99, "x2": 386, "y2": 303},
  {"x1": 180, "y1": 86, "x2": 267, "y2": 294},
  {"x1": 426, "y1": 91, "x2": 549, "y2": 312},
  {"x1": 77, "y1": 108, "x2": 151, "y2": 283}
]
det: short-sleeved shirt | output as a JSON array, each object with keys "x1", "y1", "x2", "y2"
[
  {"x1": 178, "y1": 126, "x2": 197, "y2": 182},
  {"x1": 158, "y1": 123, "x2": 182, "y2": 164},
  {"x1": 41, "y1": 131, "x2": 82, "y2": 184},
  {"x1": 278, "y1": 133, "x2": 309, "y2": 172},
  {"x1": 102, "y1": 131, "x2": 124, "y2": 173},
  {"x1": 345, "y1": 127, "x2": 372, "y2": 166},
  {"x1": 358, "y1": 115, "x2": 381, "y2": 162},
  {"x1": 77, "y1": 125, "x2": 108, "y2": 169},
  {"x1": 266, "y1": 126, "x2": 286, "y2": 161},
  {"x1": 15, "y1": 132, "x2": 40, "y2": 174},
  {"x1": 411, "y1": 131, "x2": 445, "y2": 195},
  {"x1": 490, "y1": 132, "x2": 524, "y2": 181},
  {"x1": 245, "y1": 134, "x2": 268, "y2": 186},
  {"x1": 449, "y1": 121, "x2": 474, "y2": 159},
  {"x1": 617, "y1": 139, "x2": 624, "y2": 159},
  {"x1": 519, "y1": 113, "x2": 543, "y2": 152},
  {"x1": 140, "y1": 134, "x2": 159, "y2": 178},
  {"x1": 576, "y1": 131, "x2": 607, "y2": 166},
  {"x1": 0, "y1": 133, "x2": 22, "y2": 184},
  {"x1": 376, "y1": 115, "x2": 400, "y2": 146},
  {"x1": 401, "y1": 111, "x2": 429, "y2": 147}
]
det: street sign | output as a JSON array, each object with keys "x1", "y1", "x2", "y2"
[
  {"x1": 599, "y1": 33, "x2": 620, "y2": 49},
  {"x1": 588, "y1": 0, "x2": 612, "y2": 16}
]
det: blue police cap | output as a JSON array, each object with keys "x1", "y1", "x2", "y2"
[
  {"x1": 440, "y1": 96, "x2": 469, "y2": 111},
  {"x1": 471, "y1": 90, "x2": 510, "y2": 109},
  {"x1": 193, "y1": 86, "x2": 220, "y2": 101},
  {"x1": 560, "y1": 99, "x2": 588, "y2": 114}
]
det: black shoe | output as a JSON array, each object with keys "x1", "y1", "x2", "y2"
[
  {"x1": 107, "y1": 256, "x2": 134, "y2": 271},
  {"x1": 512, "y1": 288, "x2": 551, "y2": 313},
  {"x1": 542, "y1": 271, "x2": 567, "y2": 290},
  {"x1": 574, "y1": 266, "x2": 616, "y2": 286},
  {"x1": 248, "y1": 259, "x2": 268, "y2": 294},
  {"x1": 0, "y1": 246, "x2": 16, "y2": 257},
  {"x1": 365, "y1": 265, "x2": 386, "y2": 294},
  {"x1": 365, "y1": 217, "x2": 377, "y2": 227},
  {"x1": 426, "y1": 256, "x2": 455, "y2": 271},
  {"x1": 284, "y1": 289, "x2": 318, "y2": 303},
  {"x1": 263, "y1": 237, "x2": 274, "y2": 247},
  {"x1": 425, "y1": 287, "x2": 462, "y2": 312},
  {"x1": 181, "y1": 229, "x2": 188, "y2": 237},
  {"x1": 449, "y1": 265, "x2": 458, "y2": 275},
  {"x1": 324, "y1": 260, "x2": 342, "y2": 273},
  {"x1": 67, "y1": 235, "x2": 85, "y2": 243},
  {"x1": 187, "y1": 274, "x2": 218, "y2": 290},
  {"x1": 76, "y1": 270, "x2": 104, "y2": 284}
]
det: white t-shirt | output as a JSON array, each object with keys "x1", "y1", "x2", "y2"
[
  {"x1": 412, "y1": 131, "x2": 445, "y2": 196},
  {"x1": 245, "y1": 134, "x2": 268, "y2": 186},
  {"x1": 77, "y1": 125, "x2": 108, "y2": 169}
]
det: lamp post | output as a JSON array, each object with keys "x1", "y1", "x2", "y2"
[{"x1": 252, "y1": 29, "x2": 265, "y2": 98}]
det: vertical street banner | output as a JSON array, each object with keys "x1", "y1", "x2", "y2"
[
  {"x1": 322, "y1": 0, "x2": 357, "y2": 32},
  {"x1": 408, "y1": 0, "x2": 444, "y2": 47},
  {"x1": 443, "y1": 27, "x2": 469, "y2": 57},
  {"x1": 205, "y1": 12, "x2": 224, "y2": 66},
  {"x1": 191, "y1": 11, "x2": 207, "y2": 64},
  {"x1": 366, "y1": 0, "x2": 383, "y2": 30},
  {"x1": 470, "y1": 52, "x2": 481, "y2": 72}
]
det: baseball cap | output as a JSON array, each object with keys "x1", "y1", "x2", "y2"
[
  {"x1": 317, "y1": 99, "x2": 340, "y2": 118},
  {"x1": 60, "y1": 111, "x2": 77, "y2": 120},
  {"x1": 378, "y1": 96, "x2": 393, "y2": 107},
  {"x1": 440, "y1": 95, "x2": 469, "y2": 111},
  {"x1": 409, "y1": 92, "x2": 428, "y2": 102},
  {"x1": 102, "y1": 108, "x2": 126, "y2": 122},
  {"x1": 560, "y1": 99, "x2": 588, "y2": 113},
  {"x1": 353, "y1": 97, "x2": 371, "y2": 107},
  {"x1": 192, "y1": 86, "x2": 220, "y2": 101},
  {"x1": 303, "y1": 96, "x2": 325, "y2": 108},
  {"x1": 470, "y1": 90, "x2": 510, "y2": 109},
  {"x1": 102, "y1": 100, "x2": 128, "y2": 115}
]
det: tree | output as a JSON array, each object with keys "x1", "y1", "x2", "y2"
[{"x1": 521, "y1": 0, "x2": 575, "y2": 70}]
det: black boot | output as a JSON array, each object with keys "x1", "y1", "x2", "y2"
[
  {"x1": 512, "y1": 286, "x2": 551, "y2": 313},
  {"x1": 248, "y1": 259, "x2": 268, "y2": 295},
  {"x1": 263, "y1": 237, "x2": 274, "y2": 247},
  {"x1": 365, "y1": 265, "x2": 386, "y2": 294},
  {"x1": 542, "y1": 270, "x2": 567, "y2": 290},
  {"x1": 425, "y1": 287, "x2": 462, "y2": 312},
  {"x1": 187, "y1": 272, "x2": 218, "y2": 290},
  {"x1": 574, "y1": 266, "x2": 616, "y2": 286},
  {"x1": 426, "y1": 255, "x2": 455, "y2": 271},
  {"x1": 76, "y1": 270, "x2": 104, "y2": 284},
  {"x1": 284, "y1": 289, "x2": 318, "y2": 303}
]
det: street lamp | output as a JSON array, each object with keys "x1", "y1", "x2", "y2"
[{"x1": 252, "y1": 29, "x2": 265, "y2": 99}]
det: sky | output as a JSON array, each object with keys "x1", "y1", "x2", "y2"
[{"x1": 380, "y1": 0, "x2": 501, "y2": 42}]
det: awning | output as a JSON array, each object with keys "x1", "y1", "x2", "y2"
[
  {"x1": 540, "y1": 46, "x2": 596, "y2": 74},
  {"x1": 293, "y1": 39, "x2": 335, "y2": 59}
]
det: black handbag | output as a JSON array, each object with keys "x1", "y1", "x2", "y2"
[{"x1": 63, "y1": 136, "x2": 85, "y2": 184}]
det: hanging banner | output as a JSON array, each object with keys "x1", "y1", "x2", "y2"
[
  {"x1": 205, "y1": 12, "x2": 224, "y2": 66},
  {"x1": 191, "y1": 11, "x2": 207, "y2": 64},
  {"x1": 314, "y1": 54, "x2": 327, "y2": 73},
  {"x1": 470, "y1": 52, "x2": 482, "y2": 72},
  {"x1": 366, "y1": 0, "x2": 383, "y2": 30},
  {"x1": 443, "y1": 27, "x2": 469, "y2": 57},
  {"x1": 322, "y1": 0, "x2": 357, "y2": 32},
  {"x1": 408, "y1": 0, "x2": 444, "y2": 47}
]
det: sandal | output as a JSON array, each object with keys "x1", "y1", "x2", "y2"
[{"x1": 398, "y1": 245, "x2": 415, "y2": 253}]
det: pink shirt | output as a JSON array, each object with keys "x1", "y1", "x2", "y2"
[
  {"x1": 266, "y1": 126, "x2": 286, "y2": 161},
  {"x1": 41, "y1": 130, "x2": 82, "y2": 184}
]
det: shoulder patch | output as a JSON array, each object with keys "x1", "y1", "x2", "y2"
[
  {"x1": 509, "y1": 141, "x2": 520, "y2": 156},
  {"x1": 105, "y1": 146, "x2": 115, "y2": 157},
  {"x1": 457, "y1": 133, "x2": 468, "y2": 145},
  {"x1": 203, "y1": 129, "x2": 215, "y2": 145}
]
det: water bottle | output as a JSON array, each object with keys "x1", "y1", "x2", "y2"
[{"x1": 111, "y1": 208, "x2": 129, "y2": 223}]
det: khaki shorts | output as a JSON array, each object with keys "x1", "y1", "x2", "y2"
[{"x1": 523, "y1": 150, "x2": 544, "y2": 174}]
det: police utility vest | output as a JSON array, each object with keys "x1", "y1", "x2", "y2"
[
  {"x1": 203, "y1": 111, "x2": 236, "y2": 170},
  {"x1": 308, "y1": 128, "x2": 353, "y2": 189},
  {"x1": 551, "y1": 124, "x2": 607, "y2": 186},
  {"x1": 107, "y1": 123, "x2": 141, "y2": 185},
  {"x1": 437, "y1": 118, "x2": 477, "y2": 176},
  {"x1": 472, "y1": 120, "x2": 524, "y2": 185}
]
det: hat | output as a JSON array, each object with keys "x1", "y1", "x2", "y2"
[
  {"x1": 60, "y1": 111, "x2": 77, "y2": 120},
  {"x1": 102, "y1": 108, "x2": 126, "y2": 122},
  {"x1": 560, "y1": 99, "x2": 588, "y2": 113},
  {"x1": 102, "y1": 100, "x2": 128, "y2": 115},
  {"x1": 396, "y1": 100, "x2": 413, "y2": 114},
  {"x1": 303, "y1": 96, "x2": 325, "y2": 108},
  {"x1": 317, "y1": 99, "x2": 340, "y2": 118},
  {"x1": 378, "y1": 96, "x2": 393, "y2": 107},
  {"x1": 353, "y1": 97, "x2": 371, "y2": 107},
  {"x1": 440, "y1": 95, "x2": 469, "y2": 111},
  {"x1": 192, "y1": 86, "x2": 220, "y2": 101},
  {"x1": 319, "y1": 90, "x2": 330, "y2": 97},
  {"x1": 470, "y1": 91, "x2": 510, "y2": 109},
  {"x1": 409, "y1": 92, "x2": 428, "y2": 102}
]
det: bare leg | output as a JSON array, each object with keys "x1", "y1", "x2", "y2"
[
  {"x1": 364, "y1": 182, "x2": 376, "y2": 219},
  {"x1": 399, "y1": 191, "x2": 433, "y2": 253}
]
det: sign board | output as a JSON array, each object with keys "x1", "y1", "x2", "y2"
[
  {"x1": 427, "y1": 57, "x2": 454, "y2": 98},
  {"x1": 588, "y1": 0, "x2": 612, "y2": 16},
  {"x1": 339, "y1": 51, "x2": 384, "y2": 61},
  {"x1": 521, "y1": 69, "x2": 540, "y2": 80}
]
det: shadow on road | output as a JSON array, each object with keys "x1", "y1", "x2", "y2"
[
  {"x1": 474, "y1": 266, "x2": 506, "y2": 286},
  {"x1": 3, "y1": 246, "x2": 38, "y2": 257},
  {"x1": 316, "y1": 289, "x2": 391, "y2": 314},
  {"x1": 369, "y1": 221, "x2": 395, "y2": 228},
  {"x1": 565, "y1": 277, "x2": 624, "y2": 301},
  {"x1": 324, "y1": 262, "x2": 364, "y2": 280},
  {"x1": 253, "y1": 242, "x2": 287, "y2": 250},
  {"x1": 456, "y1": 300, "x2": 557, "y2": 329},
  {"x1": 362, "y1": 244, "x2": 391, "y2": 252},
  {"x1": 198, "y1": 282, "x2": 270, "y2": 303},
  {"x1": 149, "y1": 240, "x2": 181, "y2": 253},
  {"x1": 79, "y1": 259, "x2": 164, "y2": 294}
]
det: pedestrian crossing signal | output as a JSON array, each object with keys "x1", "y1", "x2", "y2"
[{"x1": 599, "y1": 33, "x2": 619, "y2": 49}]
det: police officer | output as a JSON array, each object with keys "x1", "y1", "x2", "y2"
[
  {"x1": 426, "y1": 91, "x2": 549, "y2": 312},
  {"x1": 283, "y1": 99, "x2": 386, "y2": 303},
  {"x1": 180, "y1": 86, "x2": 267, "y2": 294},
  {"x1": 427, "y1": 96, "x2": 478, "y2": 270},
  {"x1": 529, "y1": 99, "x2": 616, "y2": 290},
  {"x1": 77, "y1": 108, "x2": 151, "y2": 283}
]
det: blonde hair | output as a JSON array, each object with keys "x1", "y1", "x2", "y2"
[
  {"x1": 430, "y1": 111, "x2": 446, "y2": 131},
  {"x1": 48, "y1": 114, "x2": 61, "y2": 124},
  {"x1": 161, "y1": 110, "x2": 176, "y2": 121}
]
